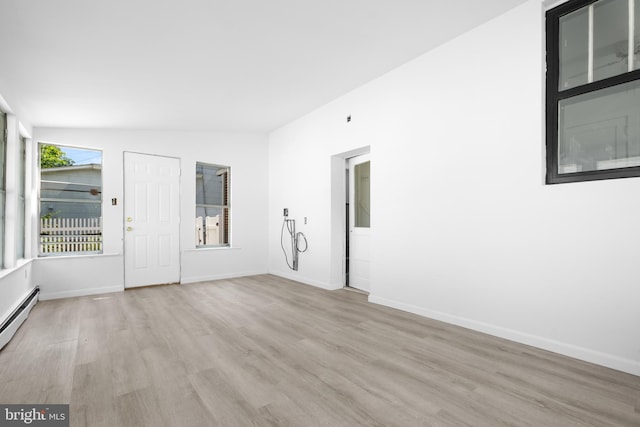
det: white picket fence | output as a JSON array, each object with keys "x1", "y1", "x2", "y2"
[
  {"x1": 195, "y1": 215, "x2": 221, "y2": 246},
  {"x1": 40, "y1": 217, "x2": 102, "y2": 254}
]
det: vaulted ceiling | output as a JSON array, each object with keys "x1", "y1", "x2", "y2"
[{"x1": 0, "y1": 0, "x2": 528, "y2": 132}]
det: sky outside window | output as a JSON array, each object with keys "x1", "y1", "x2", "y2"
[{"x1": 62, "y1": 147, "x2": 102, "y2": 165}]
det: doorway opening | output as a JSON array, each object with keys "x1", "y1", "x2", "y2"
[
  {"x1": 329, "y1": 146, "x2": 370, "y2": 293},
  {"x1": 346, "y1": 153, "x2": 370, "y2": 292}
]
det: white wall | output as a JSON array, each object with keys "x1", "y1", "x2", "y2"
[
  {"x1": 268, "y1": 0, "x2": 640, "y2": 375},
  {"x1": 0, "y1": 262, "x2": 33, "y2": 328},
  {"x1": 33, "y1": 128, "x2": 268, "y2": 299}
]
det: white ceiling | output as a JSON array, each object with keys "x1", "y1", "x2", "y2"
[{"x1": 0, "y1": 0, "x2": 527, "y2": 132}]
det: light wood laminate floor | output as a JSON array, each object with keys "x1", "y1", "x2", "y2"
[{"x1": 0, "y1": 274, "x2": 638, "y2": 426}]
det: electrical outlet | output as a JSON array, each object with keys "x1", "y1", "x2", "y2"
[{"x1": 283, "y1": 208, "x2": 288, "y2": 217}]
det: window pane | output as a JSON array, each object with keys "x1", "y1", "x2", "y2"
[
  {"x1": 39, "y1": 144, "x2": 102, "y2": 255},
  {"x1": 17, "y1": 138, "x2": 26, "y2": 259},
  {"x1": 560, "y1": 7, "x2": 590, "y2": 89},
  {"x1": 558, "y1": 79, "x2": 640, "y2": 173},
  {"x1": 354, "y1": 161, "x2": 370, "y2": 228},
  {"x1": 17, "y1": 197, "x2": 25, "y2": 259},
  {"x1": 195, "y1": 207, "x2": 229, "y2": 246},
  {"x1": 195, "y1": 162, "x2": 230, "y2": 247},
  {"x1": 196, "y1": 163, "x2": 228, "y2": 206},
  {"x1": 18, "y1": 138, "x2": 25, "y2": 198},
  {"x1": 593, "y1": 0, "x2": 629, "y2": 81}
]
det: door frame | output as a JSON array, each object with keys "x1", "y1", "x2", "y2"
[
  {"x1": 329, "y1": 146, "x2": 370, "y2": 289},
  {"x1": 123, "y1": 151, "x2": 182, "y2": 288}
]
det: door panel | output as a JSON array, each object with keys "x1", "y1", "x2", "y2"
[
  {"x1": 124, "y1": 152, "x2": 180, "y2": 288},
  {"x1": 348, "y1": 154, "x2": 370, "y2": 292}
]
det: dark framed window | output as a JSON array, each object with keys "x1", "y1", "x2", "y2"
[{"x1": 546, "y1": 0, "x2": 640, "y2": 184}]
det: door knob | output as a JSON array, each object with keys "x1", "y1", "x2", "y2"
[{"x1": 127, "y1": 227, "x2": 133, "y2": 232}]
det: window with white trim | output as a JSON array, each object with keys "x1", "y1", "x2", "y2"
[
  {"x1": 546, "y1": 0, "x2": 640, "y2": 183},
  {"x1": 39, "y1": 143, "x2": 102, "y2": 255},
  {"x1": 195, "y1": 162, "x2": 230, "y2": 247}
]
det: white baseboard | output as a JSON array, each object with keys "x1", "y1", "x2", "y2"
[
  {"x1": 269, "y1": 270, "x2": 342, "y2": 291},
  {"x1": 369, "y1": 294, "x2": 640, "y2": 377},
  {"x1": 39, "y1": 285, "x2": 123, "y2": 301}
]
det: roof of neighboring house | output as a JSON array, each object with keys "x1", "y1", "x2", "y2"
[{"x1": 41, "y1": 164, "x2": 102, "y2": 173}]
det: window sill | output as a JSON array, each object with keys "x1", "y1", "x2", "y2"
[
  {"x1": 14, "y1": 258, "x2": 32, "y2": 269},
  {"x1": 37, "y1": 252, "x2": 120, "y2": 260},
  {"x1": 184, "y1": 246, "x2": 240, "y2": 253},
  {"x1": 0, "y1": 259, "x2": 34, "y2": 280}
]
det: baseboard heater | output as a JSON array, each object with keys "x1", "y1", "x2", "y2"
[{"x1": 0, "y1": 286, "x2": 40, "y2": 351}]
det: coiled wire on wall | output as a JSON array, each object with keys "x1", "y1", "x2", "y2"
[{"x1": 281, "y1": 218, "x2": 308, "y2": 271}]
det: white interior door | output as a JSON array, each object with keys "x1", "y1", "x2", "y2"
[
  {"x1": 348, "y1": 154, "x2": 370, "y2": 292},
  {"x1": 124, "y1": 152, "x2": 180, "y2": 288}
]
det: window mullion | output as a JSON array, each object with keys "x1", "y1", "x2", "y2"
[{"x1": 556, "y1": 68, "x2": 640, "y2": 99}]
